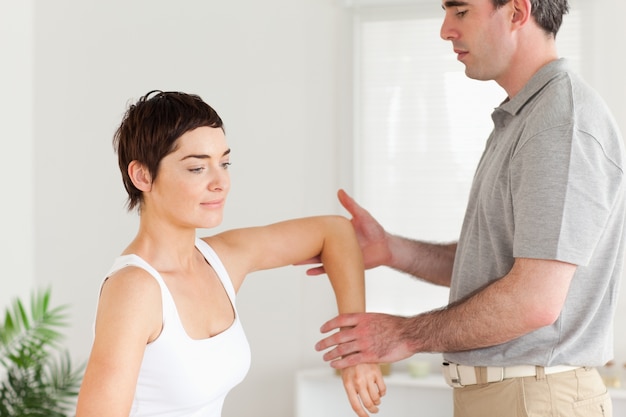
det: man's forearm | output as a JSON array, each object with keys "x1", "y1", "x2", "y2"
[
  {"x1": 400, "y1": 258, "x2": 576, "y2": 354},
  {"x1": 386, "y1": 235, "x2": 456, "y2": 287}
]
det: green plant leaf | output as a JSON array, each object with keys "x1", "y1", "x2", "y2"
[{"x1": 0, "y1": 288, "x2": 84, "y2": 416}]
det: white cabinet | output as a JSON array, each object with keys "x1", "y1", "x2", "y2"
[
  {"x1": 296, "y1": 368, "x2": 452, "y2": 417},
  {"x1": 612, "y1": 387, "x2": 626, "y2": 415},
  {"x1": 295, "y1": 368, "x2": 626, "y2": 417}
]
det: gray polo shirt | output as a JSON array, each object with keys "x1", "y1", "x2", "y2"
[{"x1": 444, "y1": 59, "x2": 626, "y2": 367}]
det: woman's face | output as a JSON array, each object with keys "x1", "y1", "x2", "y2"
[{"x1": 145, "y1": 126, "x2": 231, "y2": 230}]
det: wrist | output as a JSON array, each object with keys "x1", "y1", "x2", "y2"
[
  {"x1": 400, "y1": 315, "x2": 426, "y2": 355},
  {"x1": 386, "y1": 234, "x2": 416, "y2": 271}
]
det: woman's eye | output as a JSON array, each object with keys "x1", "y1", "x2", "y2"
[
  {"x1": 189, "y1": 167, "x2": 205, "y2": 173},
  {"x1": 221, "y1": 162, "x2": 232, "y2": 170}
]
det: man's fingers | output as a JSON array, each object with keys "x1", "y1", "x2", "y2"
[
  {"x1": 305, "y1": 266, "x2": 326, "y2": 276},
  {"x1": 329, "y1": 352, "x2": 365, "y2": 369},
  {"x1": 322, "y1": 340, "x2": 362, "y2": 362},
  {"x1": 338, "y1": 189, "x2": 360, "y2": 216},
  {"x1": 337, "y1": 188, "x2": 353, "y2": 209},
  {"x1": 316, "y1": 326, "x2": 360, "y2": 353},
  {"x1": 293, "y1": 255, "x2": 326, "y2": 276},
  {"x1": 319, "y1": 313, "x2": 362, "y2": 334}
]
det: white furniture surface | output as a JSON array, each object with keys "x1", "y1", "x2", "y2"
[
  {"x1": 296, "y1": 368, "x2": 452, "y2": 417},
  {"x1": 295, "y1": 368, "x2": 626, "y2": 417},
  {"x1": 611, "y1": 385, "x2": 626, "y2": 415}
]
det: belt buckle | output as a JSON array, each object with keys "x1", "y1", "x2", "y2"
[
  {"x1": 442, "y1": 362, "x2": 464, "y2": 388},
  {"x1": 487, "y1": 366, "x2": 505, "y2": 383}
]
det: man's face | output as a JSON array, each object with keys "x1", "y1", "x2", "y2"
[{"x1": 440, "y1": 0, "x2": 516, "y2": 83}]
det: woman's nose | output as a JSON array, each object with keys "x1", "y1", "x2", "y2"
[{"x1": 208, "y1": 168, "x2": 229, "y2": 192}]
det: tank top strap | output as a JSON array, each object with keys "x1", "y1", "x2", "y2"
[
  {"x1": 194, "y1": 238, "x2": 237, "y2": 304},
  {"x1": 104, "y1": 254, "x2": 177, "y2": 316}
]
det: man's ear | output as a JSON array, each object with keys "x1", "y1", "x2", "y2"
[
  {"x1": 128, "y1": 160, "x2": 152, "y2": 192},
  {"x1": 511, "y1": 0, "x2": 531, "y2": 27}
]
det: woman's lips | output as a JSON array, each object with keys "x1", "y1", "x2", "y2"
[{"x1": 201, "y1": 199, "x2": 224, "y2": 208}]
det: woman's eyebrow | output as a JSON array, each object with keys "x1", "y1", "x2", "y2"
[{"x1": 180, "y1": 149, "x2": 231, "y2": 161}]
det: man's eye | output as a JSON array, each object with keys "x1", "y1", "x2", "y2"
[
  {"x1": 221, "y1": 162, "x2": 232, "y2": 169},
  {"x1": 456, "y1": 10, "x2": 467, "y2": 17}
]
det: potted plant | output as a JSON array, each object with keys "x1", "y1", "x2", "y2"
[{"x1": 0, "y1": 288, "x2": 84, "y2": 417}]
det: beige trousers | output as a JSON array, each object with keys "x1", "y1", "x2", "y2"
[{"x1": 453, "y1": 367, "x2": 612, "y2": 417}]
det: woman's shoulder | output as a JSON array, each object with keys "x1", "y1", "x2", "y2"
[
  {"x1": 98, "y1": 265, "x2": 163, "y2": 338},
  {"x1": 199, "y1": 235, "x2": 233, "y2": 258},
  {"x1": 107, "y1": 262, "x2": 159, "y2": 283},
  {"x1": 102, "y1": 265, "x2": 162, "y2": 305}
]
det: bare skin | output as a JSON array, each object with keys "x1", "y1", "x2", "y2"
[
  {"x1": 308, "y1": 189, "x2": 576, "y2": 368},
  {"x1": 76, "y1": 127, "x2": 385, "y2": 417},
  {"x1": 304, "y1": 0, "x2": 580, "y2": 369}
]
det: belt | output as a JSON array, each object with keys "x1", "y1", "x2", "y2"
[{"x1": 441, "y1": 362, "x2": 580, "y2": 388}]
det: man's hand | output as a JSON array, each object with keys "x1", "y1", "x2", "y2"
[
  {"x1": 315, "y1": 313, "x2": 416, "y2": 368},
  {"x1": 298, "y1": 189, "x2": 393, "y2": 275},
  {"x1": 340, "y1": 364, "x2": 387, "y2": 417}
]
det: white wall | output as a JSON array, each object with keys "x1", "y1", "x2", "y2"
[
  {"x1": 28, "y1": 1, "x2": 350, "y2": 417},
  {"x1": 0, "y1": 1, "x2": 624, "y2": 417},
  {"x1": 0, "y1": 0, "x2": 34, "y2": 310},
  {"x1": 587, "y1": 0, "x2": 626, "y2": 367}
]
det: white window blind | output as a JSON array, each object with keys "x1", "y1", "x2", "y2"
[{"x1": 353, "y1": 7, "x2": 582, "y2": 315}]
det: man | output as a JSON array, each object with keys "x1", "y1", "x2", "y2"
[{"x1": 311, "y1": 1, "x2": 625, "y2": 416}]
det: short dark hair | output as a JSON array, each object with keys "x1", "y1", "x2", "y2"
[
  {"x1": 113, "y1": 90, "x2": 224, "y2": 211},
  {"x1": 492, "y1": 0, "x2": 569, "y2": 37}
]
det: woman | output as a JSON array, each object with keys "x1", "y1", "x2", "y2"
[{"x1": 75, "y1": 91, "x2": 385, "y2": 417}]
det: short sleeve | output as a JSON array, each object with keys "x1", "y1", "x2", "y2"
[{"x1": 510, "y1": 125, "x2": 623, "y2": 266}]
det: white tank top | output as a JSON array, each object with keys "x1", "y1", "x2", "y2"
[{"x1": 103, "y1": 239, "x2": 251, "y2": 417}]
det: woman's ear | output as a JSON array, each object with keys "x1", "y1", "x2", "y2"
[{"x1": 128, "y1": 160, "x2": 152, "y2": 192}]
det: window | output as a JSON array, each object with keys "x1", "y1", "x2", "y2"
[{"x1": 351, "y1": 4, "x2": 582, "y2": 315}]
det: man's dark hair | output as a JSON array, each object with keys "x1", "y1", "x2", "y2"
[{"x1": 492, "y1": 0, "x2": 569, "y2": 37}]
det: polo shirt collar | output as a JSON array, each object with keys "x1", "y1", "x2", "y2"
[{"x1": 498, "y1": 58, "x2": 570, "y2": 117}]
